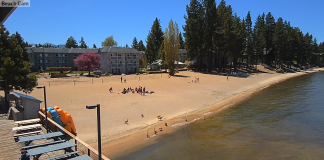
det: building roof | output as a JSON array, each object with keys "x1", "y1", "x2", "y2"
[
  {"x1": 11, "y1": 91, "x2": 42, "y2": 102},
  {"x1": 101, "y1": 46, "x2": 140, "y2": 54},
  {"x1": 26, "y1": 47, "x2": 100, "y2": 54}
]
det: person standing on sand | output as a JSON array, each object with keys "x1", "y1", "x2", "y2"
[
  {"x1": 121, "y1": 76, "x2": 123, "y2": 82},
  {"x1": 227, "y1": 74, "x2": 229, "y2": 81}
]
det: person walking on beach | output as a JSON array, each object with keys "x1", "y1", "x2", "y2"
[
  {"x1": 227, "y1": 74, "x2": 229, "y2": 81},
  {"x1": 143, "y1": 87, "x2": 146, "y2": 95},
  {"x1": 121, "y1": 76, "x2": 123, "y2": 82}
]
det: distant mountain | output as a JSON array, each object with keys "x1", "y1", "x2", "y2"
[{"x1": 29, "y1": 43, "x2": 65, "y2": 48}]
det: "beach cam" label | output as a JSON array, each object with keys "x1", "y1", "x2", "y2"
[{"x1": 0, "y1": 0, "x2": 30, "y2": 7}]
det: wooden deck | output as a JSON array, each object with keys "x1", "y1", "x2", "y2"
[{"x1": 0, "y1": 119, "x2": 22, "y2": 159}]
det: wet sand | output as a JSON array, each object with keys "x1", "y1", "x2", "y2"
[{"x1": 9, "y1": 69, "x2": 321, "y2": 157}]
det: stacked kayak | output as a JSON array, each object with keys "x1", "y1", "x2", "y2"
[{"x1": 40, "y1": 106, "x2": 77, "y2": 134}]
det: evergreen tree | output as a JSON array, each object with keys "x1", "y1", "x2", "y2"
[
  {"x1": 158, "y1": 40, "x2": 165, "y2": 61},
  {"x1": 183, "y1": 0, "x2": 205, "y2": 70},
  {"x1": 138, "y1": 40, "x2": 146, "y2": 51},
  {"x1": 0, "y1": 25, "x2": 38, "y2": 109},
  {"x1": 79, "y1": 37, "x2": 88, "y2": 48},
  {"x1": 245, "y1": 11, "x2": 254, "y2": 68},
  {"x1": 65, "y1": 36, "x2": 78, "y2": 48},
  {"x1": 204, "y1": 0, "x2": 217, "y2": 71},
  {"x1": 179, "y1": 32, "x2": 185, "y2": 49},
  {"x1": 164, "y1": 19, "x2": 180, "y2": 75},
  {"x1": 125, "y1": 44, "x2": 129, "y2": 48},
  {"x1": 253, "y1": 13, "x2": 266, "y2": 68},
  {"x1": 265, "y1": 12, "x2": 276, "y2": 65},
  {"x1": 93, "y1": 44, "x2": 97, "y2": 48},
  {"x1": 273, "y1": 17, "x2": 285, "y2": 67},
  {"x1": 145, "y1": 18, "x2": 164, "y2": 64},
  {"x1": 319, "y1": 41, "x2": 324, "y2": 53},
  {"x1": 132, "y1": 37, "x2": 138, "y2": 49}
]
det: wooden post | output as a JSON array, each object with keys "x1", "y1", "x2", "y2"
[
  {"x1": 49, "y1": 82, "x2": 50, "y2": 87},
  {"x1": 102, "y1": 79, "x2": 103, "y2": 83},
  {"x1": 92, "y1": 79, "x2": 93, "y2": 84},
  {"x1": 74, "y1": 80, "x2": 75, "y2": 85}
]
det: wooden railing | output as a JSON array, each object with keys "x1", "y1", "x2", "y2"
[{"x1": 38, "y1": 112, "x2": 110, "y2": 160}]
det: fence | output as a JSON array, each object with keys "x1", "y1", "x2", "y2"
[{"x1": 38, "y1": 112, "x2": 110, "y2": 160}]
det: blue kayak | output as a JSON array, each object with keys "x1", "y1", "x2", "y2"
[{"x1": 47, "y1": 107, "x2": 64, "y2": 127}]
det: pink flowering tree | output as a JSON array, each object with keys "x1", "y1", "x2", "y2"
[{"x1": 74, "y1": 52, "x2": 101, "y2": 76}]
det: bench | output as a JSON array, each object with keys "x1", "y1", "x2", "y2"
[
  {"x1": 15, "y1": 118, "x2": 40, "y2": 126},
  {"x1": 14, "y1": 131, "x2": 42, "y2": 139},
  {"x1": 68, "y1": 155, "x2": 93, "y2": 160},
  {"x1": 42, "y1": 151, "x2": 79, "y2": 160},
  {"x1": 22, "y1": 140, "x2": 66, "y2": 150},
  {"x1": 28, "y1": 141, "x2": 76, "y2": 159},
  {"x1": 18, "y1": 131, "x2": 64, "y2": 146},
  {"x1": 12, "y1": 124, "x2": 42, "y2": 132}
]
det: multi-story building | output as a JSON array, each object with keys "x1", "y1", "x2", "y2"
[
  {"x1": 26, "y1": 47, "x2": 141, "y2": 74},
  {"x1": 100, "y1": 46, "x2": 140, "y2": 74},
  {"x1": 26, "y1": 47, "x2": 100, "y2": 71}
]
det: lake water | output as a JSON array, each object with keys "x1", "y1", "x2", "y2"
[{"x1": 112, "y1": 72, "x2": 324, "y2": 160}]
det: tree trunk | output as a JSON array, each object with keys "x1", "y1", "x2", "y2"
[{"x1": 88, "y1": 70, "x2": 91, "y2": 76}]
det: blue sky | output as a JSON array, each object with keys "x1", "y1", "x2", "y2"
[{"x1": 4, "y1": 0, "x2": 324, "y2": 47}]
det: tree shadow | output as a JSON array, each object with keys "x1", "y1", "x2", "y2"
[{"x1": 172, "y1": 75, "x2": 190, "y2": 78}]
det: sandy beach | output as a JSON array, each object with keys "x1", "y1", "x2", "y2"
[{"x1": 6, "y1": 68, "x2": 322, "y2": 157}]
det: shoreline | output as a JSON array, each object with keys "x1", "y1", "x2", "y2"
[
  {"x1": 97, "y1": 69, "x2": 321, "y2": 157},
  {"x1": 8, "y1": 68, "x2": 321, "y2": 159}
]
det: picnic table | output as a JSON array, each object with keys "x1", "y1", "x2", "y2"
[
  {"x1": 18, "y1": 131, "x2": 64, "y2": 146},
  {"x1": 14, "y1": 118, "x2": 40, "y2": 126},
  {"x1": 27, "y1": 141, "x2": 76, "y2": 159},
  {"x1": 12, "y1": 124, "x2": 42, "y2": 132}
]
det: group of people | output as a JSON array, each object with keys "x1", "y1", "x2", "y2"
[
  {"x1": 121, "y1": 86, "x2": 146, "y2": 95},
  {"x1": 188, "y1": 77, "x2": 200, "y2": 83}
]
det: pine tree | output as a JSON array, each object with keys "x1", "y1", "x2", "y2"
[
  {"x1": 0, "y1": 25, "x2": 38, "y2": 109},
  {"x1": 132, "y1": 37, "x2": 138, "y2": 49},
  {"x1": 65, "y1": 36, "x2": 78, "y2": 48},
  {"x1": 79, "y1": 37, "x2": 88, "y2": 48},
  {"x1": 245, "y1": 11, "x2": 253, "y2": 68},
  {"x1": 273, "y1": 17, "x2": 285, "y2": 67},
  {"x1": 265, "y1": 12, "x2": 276, "y2": 65},
  {"x1": 204, "y1": 0, "x2": 217, "y2": 72},
  {"x1": 179, "y1": 32, "x2": 185, "y2": 49},
  {"x1": 93, "y1": 44, "x2": 97, "y2": 48},
  {"x1": 125, "y1": 44, "x2": 129, "y2": 48},
  {"x1": 145, "y1": 18, "x2": 164, "y2": 64},
  {"x1": 138, "y1": 40, "x2": 146, "y2": 51},
  {"x1": 183, "y1": 0, "x2": 205, "y2": 70},
  {"x1": 253, "y1": 13, "x2": 266, "y2": 68}
]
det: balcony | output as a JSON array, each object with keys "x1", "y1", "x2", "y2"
[
  {"x1": 127, "y1": 63, "x2": 137, "y2": 67},
  {"x1": 118, "y1": 64, "x2": 123, "y2": 67},
  {"x1": 111, "y1": 64, "x2": 117, "y2": 67},
  {"x1": 45, "y1": 56, "x2": 51, "y2": 59},
  {"x1": 37, "y1": 56, "x2": 43, "y2": 59},
  {"x1": 117, "y1": 56, "x2": 124, "y2": 59},
  {"x1": 38, "y1": 62, "x2": 43, "y2": 64}
]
